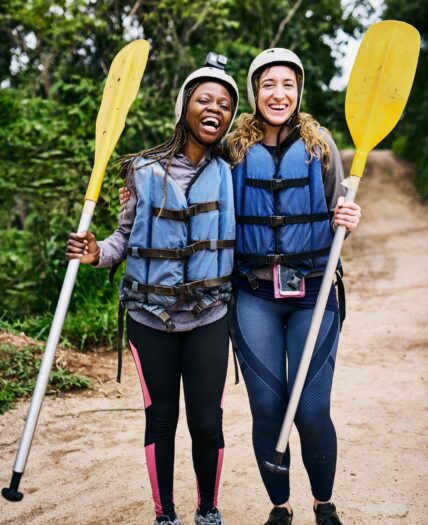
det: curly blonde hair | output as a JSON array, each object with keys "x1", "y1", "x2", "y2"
[{"x1": 227, "y1": 112, "x2": 331, "y2": 169}]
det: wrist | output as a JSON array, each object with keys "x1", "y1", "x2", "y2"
[{"x1": 90, "y1": 244, "x2": 101, "y2": 265}]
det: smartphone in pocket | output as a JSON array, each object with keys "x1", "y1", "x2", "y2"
[{"x1": 273, "y1": 265, "x2": 305, "y2": 298}]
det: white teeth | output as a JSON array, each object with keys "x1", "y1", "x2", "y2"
[
  {"x1": 201, "y1": 117, "x2": 220, "y2": 129},
  {"x1": 270, "y1": 105, "x2": 286, "y2": 110}
]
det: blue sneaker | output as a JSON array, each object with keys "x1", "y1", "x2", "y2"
[{"x1": 194, "y1": 508, "x2": 224, "y2": 525}]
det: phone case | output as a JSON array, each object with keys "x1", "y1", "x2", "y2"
[{"x1": 273, "y1": 265, "x2": 306, "y2": 299}]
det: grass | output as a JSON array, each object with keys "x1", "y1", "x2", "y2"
[{"x1": 0, "y1": 342, "x2": 90, "y2": 414}]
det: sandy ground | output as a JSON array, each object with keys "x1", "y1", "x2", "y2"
[{"x1": 0, "y1": 150, "x2": 427, "y2": 525}]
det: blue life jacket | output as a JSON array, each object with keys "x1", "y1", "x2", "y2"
[
  {"x1": 233, "y1": 139, "x2": 333, "y2": 278},
  {"x1": 120, "y1": 156, "x2": 235, "y2": 330}
]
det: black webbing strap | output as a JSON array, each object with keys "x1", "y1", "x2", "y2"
[
  {"x1": 117, "y1": 302, "x2": 125, "y2": 383},
  {"x1": 236, "y1": 212, "x2": 330, "y2": 227},
  {"x1": 227, "y1": 294, "x2": 240, "y2": 385},
  {"x1": 127, "y1": 240, "x2": 235, "y2": 260},
  {"x1": 235, "y1": 247, "x2": 331, "y2": 266},
  {"x1": 116, "y1": 302, "x2": 176, "y2": 382},
  {"x1": 109, "y1": 261, "x2": 123, "y2": 283},
  {"x1": 122, "y1": 275, "x2": 231, "y2": 297},
  {"x1": 246, "y1": 177, "x2": 309, "y2": 190},
  {"x1": 152, "y1": 201, "x2": 219, "y2": 220},
  {"x1": 335, "y1": 267, "x2": 346, "y2": 330}
]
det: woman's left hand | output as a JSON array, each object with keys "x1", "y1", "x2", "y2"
[
  {"x1": 333, "y1": 196, "x2": 362, "y2": 232},
  {"x1": 119, "y1": 186, "x2": 131, "y2": 209}
]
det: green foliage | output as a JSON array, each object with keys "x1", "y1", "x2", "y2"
[
  {"x1": 0, "y1": 343, "x2": 90, "y2": 414},
  {"x1": 382, "y1": 1, "x2": 428, "y2": 198},
  {"x1": 0, "y1": 0, "x2": 369, "y2": 347}
]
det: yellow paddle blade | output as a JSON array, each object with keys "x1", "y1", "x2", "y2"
[
  {"x1": 345, "y1": 20, "x2": 420, "y2": 177},
  {"x1": 85, "y1": 39, "x2": 150, "y2": 202}
]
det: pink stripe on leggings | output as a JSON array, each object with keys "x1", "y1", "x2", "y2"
[
  {"x1": 145, "y1": 443, "x2": 163, "y2": 515},
  {"x1": 213, "y1": 447, "x2": 224, "y2": 508},
  {"x1": 195, "y1": 447, "x2": 224, "y2": 510},
  {"x1": 196, "y1": 476, "x2": 201, "y2": 509},
  {"x1": 129, "y1": 340, "x2": 152, "y2": 408},
  {"x1": 220, "y1": 387, "x2": 225, "y2": 409}
]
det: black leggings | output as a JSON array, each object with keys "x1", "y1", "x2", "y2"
[{"x1": 127, "y1": 314, "x2": 229, "y2": 517}]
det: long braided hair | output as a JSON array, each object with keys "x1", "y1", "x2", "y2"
[
  {"x1": 119, "y1": 82, "x2": 200, "y2": 213},
  {"x1": 120, "y1": 80, "x2": 235, "y2": 210}
]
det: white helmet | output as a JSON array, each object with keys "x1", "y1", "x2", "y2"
[
  {"x1": 175, "y1": 52, "x2": 239, "y2": 134},
  {"x1": 247, "y1": 48, "x2": 305, "y2": 113}
]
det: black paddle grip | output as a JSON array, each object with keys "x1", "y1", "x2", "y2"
[{"x1": 2, "y1": 471, "x2": 24, "y2": 502}]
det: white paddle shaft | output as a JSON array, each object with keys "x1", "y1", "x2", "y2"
[
  {"x1": 275, "y1": 177, "x2": 360, "y2": 454},
  {"x1": 13, "y1": 200, "x2": 96, "y2": 473}
]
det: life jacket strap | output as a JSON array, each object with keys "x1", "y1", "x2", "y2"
[
  {"x1": 246, "y1": 176, "x2": 309, "y2": 190},
  {"x1": 116, "y1": 302, "x2": 176, "y2": 383},
  {"x1": 123, "y1": 275, "x2": 231, "y2": 297},
  {"x1": 157, "y1": 310, "x2": 175, "y2": 333},
  {"x1": 246, "y1": 271, "x2": 260, "y2": 290},
  {"x1": 109, "y1": 261, "x2": 123, "y2": 283},
  {"x1": 236, "y1": 212, "x2": 329, "y2": 227},
  {"x1": 191, "y1": 295, "x2": 219, "y2": 318},
  {"x1": 152, "y1": 201, "x2": 219, "y2": 220},
  {"x1": 117, "y1": 302, "x2": 126, "y2": 383},
  {"x1": 128, "y1": 240, "x2": 235, "y2": 260},
  {"x1": 227, "y1": 293, "x2": 240, "y2": 385},
  {"x1": 235, "y1": 247, "x2": 331, "y2": 266},
  {"x1": 334, "y1": 267, "x2": 346, "y2": 330}
]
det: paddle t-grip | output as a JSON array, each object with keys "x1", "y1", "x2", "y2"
[
  {"x1": 2, "y1": 471, "x2": 24, "y2": 502},
  {"x1": 263, "y1": 452, "x2": 289, "y2": 475}
]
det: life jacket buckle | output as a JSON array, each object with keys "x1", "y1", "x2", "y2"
[
  {"x1": 188, "y1": 242, "x2": 199, "y2": 255},
  {"x1": 181, "y1": 283, "x2": 193, "y2": 296},
  {"x1": 192, "y1": 303, "x2": 204, "y2": 317},
  {"x1": 266, "y1": 254, "x2": 280, "y2": 264},
  {"x1": 247, "y1": 272, "x2": 259, "y2": 290},
  {"x1": 268, "y1": 179, "x2": 282, "y2": 190},
  {"x1": 186, "y1": 205, "x2": 198, "y2": 218},
  {"x1": 165, "y1": 319, "x2": 175, "y2": 333},
  {"x1": 179, "y1": 244, "x2": 193, "y2": 257},
  {"x1": 268, "y1": 216, "x2": 284, "y2": 227}
]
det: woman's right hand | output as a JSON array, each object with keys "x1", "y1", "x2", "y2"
[
  {"x1": 119, "y1": 186, "x2": 131, "y2": 208},
  {"x1": 66, "y1": 231, "x2": 100, "y2": 265}
]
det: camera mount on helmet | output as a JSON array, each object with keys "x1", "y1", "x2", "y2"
[{"x1": 205, "y1": 52, "x2": 228, "y2": 70}]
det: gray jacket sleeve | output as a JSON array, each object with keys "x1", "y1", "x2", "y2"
[
  {"x1": 95, "y1": 169, "x2": 137, "y2": 268},
  {"x1": 323, "y1": 134, "x2": 346, "y2": 212}
]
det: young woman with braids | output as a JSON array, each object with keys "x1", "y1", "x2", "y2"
[
  {"x1": 66, "y1": 57, "x2": 239, "y2": 525},
  {"x1": 226, "y1": 49, "x2": 361, "y2": 525}
]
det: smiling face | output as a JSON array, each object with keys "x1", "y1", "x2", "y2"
[
  {"x1": 184, "y1": 81, "x2": 233, "y2": 145},
  {"x1": 256, "y1": 65, "x2": 299, "y2": 127}
]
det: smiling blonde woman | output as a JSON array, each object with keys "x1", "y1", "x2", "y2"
[{"x1": 227, "y1": 48, "x2": 361, "y2": 525}]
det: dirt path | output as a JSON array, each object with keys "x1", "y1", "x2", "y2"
[{"x1": 1, "y1": 150, "x2": 427, "y2": 524}]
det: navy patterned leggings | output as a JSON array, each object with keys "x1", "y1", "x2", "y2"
[{"x1": 234, "y1": 289, "x2": 340, "y2": 504}]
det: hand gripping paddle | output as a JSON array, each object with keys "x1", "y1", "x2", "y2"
[
  {"x1": 2, "y1": 39, "x2": 149, "y2": 502},
  {"x1": 264, "y1": 20, "x2": 420, "y2": 475}
]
